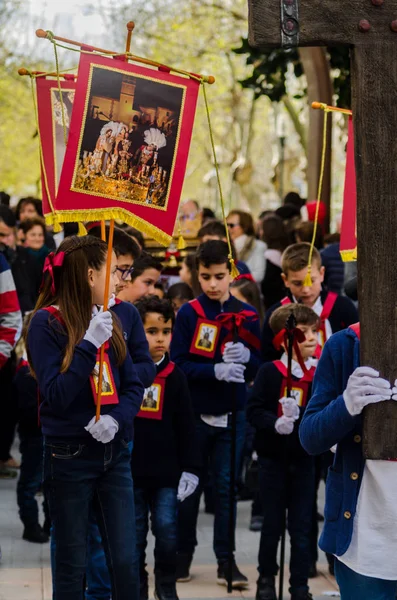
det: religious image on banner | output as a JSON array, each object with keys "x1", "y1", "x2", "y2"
[
  {"x1": 36, "y1": 77, "x2": 76, "y2": 221},
  {"x1": 56, "y1": 54, "x2": 200, "y2": 245},
  {"x1": 72, "y1": 65, "x2": 181, "y2": 209}
]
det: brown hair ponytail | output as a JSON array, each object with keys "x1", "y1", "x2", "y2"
[{"x1": 24, "y1": 235, "x2": 126, "y2": 376}]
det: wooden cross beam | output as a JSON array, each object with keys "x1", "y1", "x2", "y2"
[{"x1": 248, "y1": 0, "x2": 397, "y2": 459}]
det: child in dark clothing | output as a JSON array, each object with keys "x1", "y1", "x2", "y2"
[
  {"x1": 261, "y1": 243, "x2": 358, "y2": 362},
  {"x1": 14, "y1": 354, "x2": 50, "y2": 543},
  {"x1": 134, "y1": 296, "x2": 200, "y2": 600},
  {"x1": 248, "y1": 304, "x2": 319, "y2": 600},
  {"x1": 170, "y1": 240, "x2": 262, "y2": 588}
]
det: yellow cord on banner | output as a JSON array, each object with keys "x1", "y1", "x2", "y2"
[
  {"x1": 29, "y1": 73, "x2": 62, "y2": 232},
  {"x1": 201, "y1": 83, "x2": 239, "y2": 280},
  {"x1": 47, "y1": 31, "x2": 68, "y2": 146},
  {"x1": 303, "y1": 107, "x2": 330, "y2": 287}
]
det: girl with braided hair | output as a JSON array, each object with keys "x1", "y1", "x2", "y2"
[{"x1": 24, "y1": 235, "x2": 144, "y2": 600}]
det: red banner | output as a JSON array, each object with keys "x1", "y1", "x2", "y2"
[
  {"x1": 340, "y1": 117, "x2": 357, "y2": 262},
  {"x1": 36, "y1": 77, "x2": 76, "y2": 222},
  {"x1": 55, "y1": 54, "x2": 200, "y2": 245}
]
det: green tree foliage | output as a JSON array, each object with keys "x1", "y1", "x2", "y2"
[{"x1": 234, "y1": 39, "x2": 351, "y2": 108}]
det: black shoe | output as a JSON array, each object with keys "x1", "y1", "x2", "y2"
[
  {"x1": 154, "y1": 582, "x2": 179, "y2": 600},
  {"x1": 176, "y1": 554, "x2": 192, "y2": 582},
  {"x1": 249, "y1": 516, "x2": 264, "y2": 532},
  {"x1": 291, "y1": 591, "x2": 313, "y2": 600},
  {"x1": 23, "y1": 524, "x2": 49, "y2": 544},
  {"x1": 217, "y1": 559, "x2": 249, "y2": 589},
  {"x1": 308, "y1": 562, "x2": 318, "y2": 578},
  {"x1": 256, "y1": 577, "x2": 276, "y2": 600}
]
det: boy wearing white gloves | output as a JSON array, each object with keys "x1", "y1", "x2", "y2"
[
  {"x1": 300, "y1": 322, "x2": 397, "y2": 599},
  {"x1": 248, "y1": 304, "x2": 319, "y2": 600}
]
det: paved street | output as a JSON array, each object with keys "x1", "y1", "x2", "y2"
[{"x1": 0, "y1": 453, "x2": 339, "y2": 600}]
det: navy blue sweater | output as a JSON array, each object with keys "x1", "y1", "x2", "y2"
[
  {"x1": 132, "y1": 354, "x2": 201, "y2": 489},
  {"x1": 170, "y1": 293, "x2": 262, "y2": 415},
  {"x1": 320, "y1": 243, "x2": 345, "y2": 294},
  {"x1": 247, "y1": 362, "x2": 312, "y2": 460},
  {"x1": 261, "y1": 290, "x2": 359, "y2": 362},
  {"x1": 111, "y1": 299, "x2": 155, "y2": 388},
  {"x1": 27, "y1": 309, "x2": 144, "y2": 440}
]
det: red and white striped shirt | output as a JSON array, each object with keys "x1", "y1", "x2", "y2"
[{"x1": 0, "y1": 253, "x2": 22, "y2": 369}]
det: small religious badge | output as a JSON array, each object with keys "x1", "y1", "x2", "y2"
[
  {"x1": 137, "y1": 382, "x2": 164, "y2": 420},
  {"x1": 190, "y1": 319, "x2": 220, "y2": 358},
  {"x1": 90, "y1": 351, "x2": 119, "y2": 406}
]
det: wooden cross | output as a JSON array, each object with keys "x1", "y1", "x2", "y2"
[{"x1": 248, "y1": 0, "x2": 397, "y2": 459}]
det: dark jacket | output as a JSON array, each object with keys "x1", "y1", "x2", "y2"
[
  {"x1": 299, "y1": 327, "x2": 363, "y2": 557},
  {"x1": 111, "y1": 299, "x2": 155, "y2": 388},
  {"x1": 170, "y1": 293, "x2": 262, "y2": 415},
  {"x1": 321, "y1": 243, "x2": 345, "y2": 294},
  {"x1": 247, "y1": 361, "x2": 311, "y2": 460},
  {"x1": 0, "y1": 245, "x2": 41, "y2": 315},
  {"x1": 131, "y1": 354, "x2": 201, "y2": 488},
  {"x1": 261, "y1": 260, "x2": 286, "y2": 311},
  {"x1": 261, "y1": 290, "x2": 359, "y2": 362},
  {"x1": 14, "y1": 358, "x2": 41, "y2": 437},
  {"x1": 27, "y1": 309, "x2": 144, "y2": 440}
]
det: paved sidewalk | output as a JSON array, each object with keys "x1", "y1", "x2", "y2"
[{"x1": 0, "y1": 466, "x2": 339, "y2": 600}]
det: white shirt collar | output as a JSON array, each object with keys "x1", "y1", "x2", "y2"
[
  {"x1": 155, "y1": 355, "x2": 166, "y2": 367},
  {"x1": 280, "y1": 353, "x2": 316, "y2": 379}
]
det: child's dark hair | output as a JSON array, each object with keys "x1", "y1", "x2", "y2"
[
  {"x1": 88, "y1": 225, "x2": 141, "y2": 260},
  {"x1": 131, "y1": 252, "x2": 163, "y2": 282},
  {"x1": 230, "y1": 278, "x2": 264, "y2": 325},
  {"x1": 281, "y1": 242, "x2": 322, "y2": 275},
  {"x1": 167, "y1": 282, "x2": 194, "y2": 303},
  {"x1": 196, "y1": 240, "x2": 231, "y2": 271},
  {"x1": 269, "y1": 304, "x2": 320, "y2": 335},
  {"x1": 135, "y1": 295, "x2": 175, "y2": 326},
  {"x1": 198, "y1": 220, "x2": 227, "y2": 240}
]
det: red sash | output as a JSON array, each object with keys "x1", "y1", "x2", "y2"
[
  {"x1": 273, "y1": 360, "x2": 316, "y2": 418},
  {"x1": 280, "y1": 296, "x2": 292, "y2": 306},
  {"x1": 349, "y1": 323, "x2": 360, "y2": 338},
  {"x1": 189, "y1": 298, "x2": 259, "y2": 357},
  {"x1": 137, "y1": 361, "x2": 175, "y2": 420}
]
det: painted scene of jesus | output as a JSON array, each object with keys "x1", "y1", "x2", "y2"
[
  {"x1": 141, "y1": 385, "x2": 160, "y2": 411},
  {"x1": 72, "y1": 64, "x2": 184, "y2": 209}
]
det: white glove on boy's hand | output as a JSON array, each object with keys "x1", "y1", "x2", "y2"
[
  {"x1": 85, "y1": 415, "x2": 119, "y2": 444},
  {"x1": 275, "y1": 415, "x2": 295, "y2": 436},
  {"x1": 84, "y1": 311, "x2": 113, "y2": 349},
  {"x1": 279, "y1": 396, "x2": 300, "y2": 420},
  {"x1": 223, "y1": 342, "x2": 251, "y2": 364},
  {"x1": 177, "y1": 472, "x2": 199, "y2": 502},
  {"x1": 214, "y1": 362, "x2": 246, "y2": 384},
  {"x1": 343, "y1": 366, "x2": 391, "y2": 416}
]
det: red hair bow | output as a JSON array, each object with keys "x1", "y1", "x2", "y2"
[{"x1": 42, "y1": 252, "x2": 65, "y2": 295}]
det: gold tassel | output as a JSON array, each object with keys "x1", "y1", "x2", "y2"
[
  {"x1": 52, "y1": 219, "x2": 62, "y2": 233},
  {"x1": 229, "y1": 257, "x2": 240, "y2": 280},
  {"x1": 303, "y1": 265, "x2": 313, "y2": 288},
  {"x1": 78, "y1": 222, "x2": 88, "y2": 237},
  {"x1": 352, "y1": 247, "x2": 357, "y2": 260},
  {"x1": 178, "y1": 234, "x2": 187, "y2": 250}
]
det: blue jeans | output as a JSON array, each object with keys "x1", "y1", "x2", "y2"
[
  {"x1": 17, "y1": 433, "x2": 49, "y2": 527},
  {"x1": 258, "y1": 456, "x2": 315, "y2": 594},
  {"x1": 178, "y1": 411, "x2": 245, "y2": 561},
  {"x1": 44, "y1": 438, "x2": 138, "y2": 600},
  {"x1": 335, "y1": 560, "x2": 397, "y2": 600},
  {"x1": 135, "y1": 487, "x2": 178, "y2": 585}
]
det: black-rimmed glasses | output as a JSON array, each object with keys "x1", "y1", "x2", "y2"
[{"x1": 116, "y1": 266, "x2": 134, "y2": 281}]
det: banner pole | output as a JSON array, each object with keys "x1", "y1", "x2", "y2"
[{"x1": 95, "y1": 220, "x2": 115, "y2": 421}]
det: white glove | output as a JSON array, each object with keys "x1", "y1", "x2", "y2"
[
  {"x1": 214, "y1": 362, "x2": 246, "y2": 383},
  {"x1": 85, "y1": 415, "x2": 119, "y2": 443},
  {"x1": 83, "y1": 311, "x2": 113, "y2": 349},
  {"x1": 390, "y1": 379, "x2": 397, "y2": 400},
  {"x1": 177, "y1": 472, "x2": 199, "y2": 502},
  {"x1": 222, "y1": 342, "x2": 250, "y2": 364},
  {"x1": 275, "y1": 415, "x2": 295, "y2": 435},
  {"x1": 343, "y1": 366, "x2": 391, "y2": 416},
  {"x1": 279, "y1": 396, "x2": 300, "y2": 420}
]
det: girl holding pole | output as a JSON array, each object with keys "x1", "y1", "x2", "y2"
[{"x1": 25, "y1": 234, "x2": 143, "y2": 600}]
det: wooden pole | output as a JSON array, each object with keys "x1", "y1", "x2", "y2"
[
  {"x1": 18, "y1": 68, "x2": 77, "y2": 79},
  {"x1": 101, "y1": 221, "x2": 106, "y2": 242},
  {"x1": 35, "y1": 28, "x2": 215, "y2": 84},
  {"x1": 95, "y1": 220, "x2": 115, "y2": 421}
]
